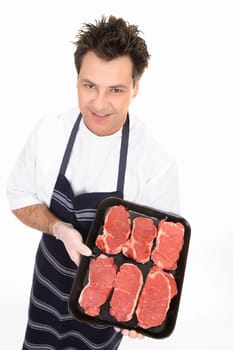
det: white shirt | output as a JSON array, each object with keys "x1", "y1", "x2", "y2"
[{"x1": 7, "y1": 107, "x2": 180, "y2": 213}]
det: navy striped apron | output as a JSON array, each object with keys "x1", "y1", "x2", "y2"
[{"x1": 22, "y1": 113, "x2": 129, "y2": 350}]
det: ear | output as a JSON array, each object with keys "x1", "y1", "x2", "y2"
[{"x1": 133, "y1": 79, "x2": 140, "y2": 98}]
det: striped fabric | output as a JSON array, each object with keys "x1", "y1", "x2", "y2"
[
  {"x1": 23, "y1": 233, "x2": 122, "y2": 349},
  {"x1": 53, "y1": 189, "x2": 97, "y2": 222},
  {"x1": 22, "y1": 114, "x2": 128, "y2": 349}
]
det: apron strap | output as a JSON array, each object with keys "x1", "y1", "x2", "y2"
[
  {"x1": 59, "y1": 112, "x2": 129, "y2": 193},
  {"x1": 59, "y1": 113, "x2": 82, "y2": 175},
  {"x1": 116, "y1": 115, "x2": 129, "y2": 193}
]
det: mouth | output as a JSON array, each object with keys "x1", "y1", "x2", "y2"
[{"x1": 91, "y1": 111, "x2": 112, "y2": 118}]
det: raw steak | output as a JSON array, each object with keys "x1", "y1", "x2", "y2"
[
  {"x1": 78, "y1": 254, "x2": 117, "y2": 317},
  {"x1": 109, "y1": 263, "x2": 143, "y2": 322},
  {"x1": 136, "y1": 266, "x2": 177, "y2": 329},
  {"x1": 151, "y1": 221, "x2": 185, "y2": 270},
  {"x1": 122, "y1": 216, "x2": 157, "y2": 263},
  {"x1": 95, "y1": 205, "x2": 131, "y2": 254}
]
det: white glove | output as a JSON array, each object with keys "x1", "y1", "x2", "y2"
[{"x1": 53, "y1": 221, "x2": 92, "y2": 265}]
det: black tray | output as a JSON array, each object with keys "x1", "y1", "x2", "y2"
[{"x1": 69, "y1": 197, "x2": 191, "y2": 339}]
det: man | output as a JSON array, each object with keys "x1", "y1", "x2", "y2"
[{"x1": 7, "y1": 15, "x2": 180, "y2": 349}]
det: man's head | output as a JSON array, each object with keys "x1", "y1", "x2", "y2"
[
  {"x1": 74, "y1": 16, "x2": 150, "y2": 136},
  {"x1": 74, "y1": 15, "x2": 150, "y2": 84}
]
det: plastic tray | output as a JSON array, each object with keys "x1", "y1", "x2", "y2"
[{"x1": 69, "y1": 197, "x2": 191, "y2": 338}]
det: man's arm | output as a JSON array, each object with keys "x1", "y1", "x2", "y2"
[
  {"x1": 12, "y1": 203, "x2": 59, "y2": 234},
  {"x1": 12, "y1": 204, "x2": 92, "y2": 265}
]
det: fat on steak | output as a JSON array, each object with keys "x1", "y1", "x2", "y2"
[
  {"x1": 109, "y1": 263, "x2": 143, "y2": 322},
  {"x1": 122, "y1": 216, "x2": 157, "y2": 263},
  {"x1": 78, "y1": 254, "x2": 117, "y2": 317},
  {"x1": 95, "y1": 205, "x2": 131, "y2": 254}
]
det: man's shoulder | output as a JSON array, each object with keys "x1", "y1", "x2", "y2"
[
  {"x1": 40, "y1": 106, "x2": 78, "y2": 125},
  {"x1": 129, "y1": 113, "x2": 160, "y2": 148},
  {"x1": 35, "y1": 107, "x2": 79, "y2": 134},
  {"x1": 129, "y1": 113, "x2": 176, "y2": 164}
]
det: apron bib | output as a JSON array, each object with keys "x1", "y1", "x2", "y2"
[{"x1": 22, "y1": 113, "x2": 129, "y2": 350}]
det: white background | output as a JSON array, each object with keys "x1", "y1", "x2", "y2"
[{"x1": 0, "y1": 1, "x2": 232, "y2": 349}]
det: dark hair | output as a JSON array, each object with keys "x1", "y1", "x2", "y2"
[{"x1": 73, "y1": 15, "x2": 150, "y2": 82}]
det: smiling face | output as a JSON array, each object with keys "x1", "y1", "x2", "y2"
[{"x1": 77, "y1": 51, "x2": 139, "y2": 136}]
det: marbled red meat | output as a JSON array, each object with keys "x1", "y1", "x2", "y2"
[
  {"x1": 110, "y1": 263, "x2": 143, "y2": 322},
  {"x1": 136, "y1": 266, "x2": 177, "y2": 329},
  {"x1": 95, "y1": 205, "x2": 131, "y2": 254},
  {"x1": 122, "y1": 216, "x2": 157, "y2": 263},
  {"x1": 78, "y1": 254, "x2": 117, "y2": 316},
  {"x1": 151, "y1": 221, "x2": 185, "y2": 270}
]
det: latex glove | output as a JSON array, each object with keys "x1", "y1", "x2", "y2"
[{"x1": 53, "y1": 222, "x2": 92, "y2": 265}]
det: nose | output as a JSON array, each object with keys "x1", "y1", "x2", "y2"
[{"x1": 92, "y1": 91, "x2": 109, "y2": 115}]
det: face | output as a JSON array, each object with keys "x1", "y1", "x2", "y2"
[{"x1": 76, "y1": 51, "x2": 139, "y2": 136}]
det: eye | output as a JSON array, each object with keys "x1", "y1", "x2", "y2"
[
  {"x1": 84, "y1": 83, "x2": 96, "y2": 89},
  {"x1": 111, "y1": 88, "x2": 123, "y2": 93}
]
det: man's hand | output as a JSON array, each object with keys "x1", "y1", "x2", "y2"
[
  {"x1": 114, "y1": 327, "x2": 144, "y2": 339},
  {"x1": 53, "y1": 222, "x2": 92, "y2": 265}
]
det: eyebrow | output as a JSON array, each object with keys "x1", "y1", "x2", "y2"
[{"x1": 80, "y1": 79, "x2": 128, "y2": 89}]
